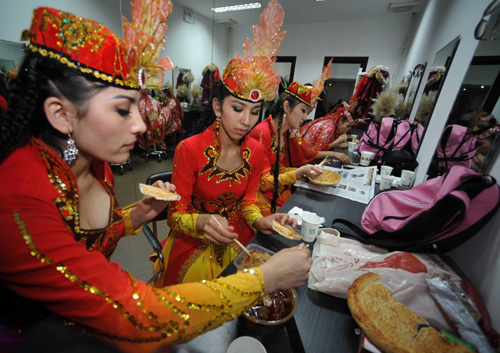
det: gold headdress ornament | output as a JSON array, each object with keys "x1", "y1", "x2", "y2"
[
  {"x1": 222, "y1": 0, "x2": 286, "y2": 102},
  {"x1": 123, "y1": 0, "x2": 174, "y2": 89}
]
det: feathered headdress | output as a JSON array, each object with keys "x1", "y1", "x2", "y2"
[
  {"x1": 285, "y1": 60, "x2": 332, "y2": 107},
  {"x1": 222, "y1": 0, "x2": 286, "y2": 102},
  {"x1": 370, "y1": 88, "x2": 404, "y2": 123},
  {"x1": 310, "y1": 59, "x2": 333, "y2": 105},
  {"x1": 123, "y1": 0, "x2": 174, "y2": 89}
]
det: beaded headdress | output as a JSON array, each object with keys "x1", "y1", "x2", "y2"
[
  {"x1": 23, "y1": 1, "x2": 173, "y2": 90},
  {"x1": 222, "y1": 0, "x2": 286, "y2": 102},
  {"x1": 469, "y1": 107, "x2": 494, "y2": 126},
  {"x1": 285, "y1": 60, "x2": 332, "y2": 107}
]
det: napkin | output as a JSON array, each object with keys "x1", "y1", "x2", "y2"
[{"x1": 287, "y1": 206, "x2": 326, "y2": 226}]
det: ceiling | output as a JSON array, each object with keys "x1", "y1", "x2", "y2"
[{"x1": 171, "y1": 0, "x2": 425, "y2": 27}]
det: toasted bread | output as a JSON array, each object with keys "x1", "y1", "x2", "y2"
[
  {"x1": 272, "y1": 220, "x2": 302, "y2": 241},
  {"x1": 138, "y1": 183, "x2": 180, "y2": 201},
  {"x1": 310, "y1": 170, "x2": 341, "y2": 186},
  {"x1": 347, "y1": 273, "x2": 473, "y2": 353}
]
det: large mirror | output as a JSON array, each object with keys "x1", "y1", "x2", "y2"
[
  {"x1": 414, "y1": 36, "x2": 461, "y2": 129},
  {"x1": 401, "y1": 62, "x2": 427, "y2": 119}
]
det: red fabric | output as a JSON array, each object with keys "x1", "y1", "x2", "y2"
[
  {"x1": 349, "y1": 75, "x2": 383, "y2": 126},
  {"x1": 201, "y1": 69, "x2": 220, "y2": 105},
  {"x1": 301, "y1": 103, "x2": 351, "y2": 150},
  {"x1": 0, "y1": 95, "x2": 7, "y2": 114},
  {"x1": 138, "y1": 92, "x2": 167, "y2": 151}
]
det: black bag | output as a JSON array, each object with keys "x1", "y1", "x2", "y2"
[{"x1": 382, "y1": 149, "x2": 418, "y2": 177}]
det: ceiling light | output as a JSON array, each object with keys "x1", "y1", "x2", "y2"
[{"x1": 211, "y1": 2, "x2": 261, "y2": 13}]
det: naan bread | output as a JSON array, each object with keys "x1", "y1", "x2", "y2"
[
  {"x1": 138, "y1": 183, "x2": 180, "y2": 201},
  {"x1": 310, "y1": 170, "x2": 341, "y2": 186},
  {"x1": 272, "y1": 220, "x2": 302, "y2": 241}
]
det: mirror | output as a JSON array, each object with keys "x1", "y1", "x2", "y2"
[
  {"x1": 427, "y1": 36, "x2": 500, "y2": 178},
  {"x1": 275, "y1": 56, "x2": 296, "y2": 94},
  {"x1": 414, "y1": 36, "x2": 461, "y2": 129},
  {"x1": 0, "y1": 39, "x2": 24, "y2": 78},
  {"x1": 401, "y1": 62, "x2": 427, "y2": 119},
  {"x1": 314, "y1": 56, "x2": 369, "y2": 119}
]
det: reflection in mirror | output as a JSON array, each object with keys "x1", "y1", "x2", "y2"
[
  {"x1": 414, "y1": 36, "x2": 461, "y2": 129},
  {"x1": 275, "y1": 56, "x2": 296, "y2": 93},
  {"x1": 428, "y1": 37, "x2": 500, "y2": 178},
  {"x1": 0, "y1": 39, "x2": 24, "y2": 79},
  {"x1": 314, "y1": 56, "x2": 369, "y2": 119},
  {"x1": 401, "y1": 62, "x2": 427, "y2": 119}
]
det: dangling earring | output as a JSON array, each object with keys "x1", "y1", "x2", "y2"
[
  {"x1": 214, "y1": 114, "x2": 221, "y2": 130},
  {"x1": 63, "y1": 133, "x2": 79, "y2": 164},
  {"x1": 282, "y1": 113, "x2": 287, "y2": 125}
]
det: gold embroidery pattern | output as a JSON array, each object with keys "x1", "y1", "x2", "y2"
[{"x1": 200, "y1": 145, "x2": 252, "y2": 185}]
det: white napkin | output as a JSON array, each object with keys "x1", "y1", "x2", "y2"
[{"x1": 287, "y1": 206, "x2": 326, "y2": 226}]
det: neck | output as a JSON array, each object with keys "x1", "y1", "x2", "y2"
[
  {"x1": 273, "y1": 114, "x2": 289, "y2": 138},
  {"x1": 217, "y1": 121, "x2": 241, "y2": 151}
]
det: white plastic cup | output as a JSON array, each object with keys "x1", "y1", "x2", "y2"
[
  {"x1": 401, "y1": 170, "x2": 415, "y2": 187},
  {"x1": 226, "y1": 336, "x2": 267, "y2": 353},
  {"x1": 317, "y1": 228, "x2": 341, "y2": 245},
  {"x1": 380, "y1": 175, "x2": 393, "y2": 190},
  {"x1": 360, "y1": 151, "x2": 375, "y2": 166},
  {"x1": 348, "y1": 141, "x2": 357, "y2": 152},
  {"x1": 380, "y1": 165, "x2": 393, "y2": 176},
  {"x1": 349, "y1": 134, "x2": 358, "y2": 142},
  {"x1": 301, "y1": 213, "x2": 322, "y2": 242}
]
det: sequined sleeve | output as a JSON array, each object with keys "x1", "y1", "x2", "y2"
[
  {"x1": 167, "y1": 140, "x2": 204, "y2": 238},
  {"x1": 1, "y1": 205, "x2": 265, "y2": 353},
  {"x1": 259, "y1": 168, "x2": 297, "y2": 192},
  {"x1": 121, "y1": 202, "x2": 143, "y2": 236}
]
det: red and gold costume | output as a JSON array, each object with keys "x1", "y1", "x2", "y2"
[
  {"x1": 0, "y1": 138, "x2": 266, "y2": 353},
  {"x1": 154, "y1": 123, "x2": 266, "y2": 285},
  {"x1": 301, "y1": 102, "x2": 353, "y2": 150},
  {"x1": 138, "y1": 91, "x2": 168, "y2": 151},
  {"x1": 249, "y1": 116, "x2": 319, "y2": 216}
]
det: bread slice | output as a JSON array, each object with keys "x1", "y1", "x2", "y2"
[
  {"x1": 138, "y1": 183, "x2": 180, "y2": 201},
  {"x1": 347, "y1": 273, "x2": 474, "y2": 353},
  {"x1": 272, "y1": 220, "x2": 302, "y2": 241}
]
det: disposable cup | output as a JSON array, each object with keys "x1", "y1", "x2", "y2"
[
  {"x1": 348, "y1": 141, "x2": 357, "y2": 152},
  {"x1": 301, "y1": 213, "x2": 322, "y2": 242},
  {"x1": 380, "y1": 175, "x2": 393, "y2": 190},
  {"x1": 401, "y1": 170, "x2": 415, "y2": 187},
  {"x1": 380, "y1": 165, "x2": 393, "y2": 176},
  {"x1": 317, "y1": 228, "x2": 340, "y2": 245},
  {"x1": 226, "y1": 336, "x2": 267, "y2": 353},
  {"x1": 360, "y1": 151, "x2": 375, "y2": 166}
]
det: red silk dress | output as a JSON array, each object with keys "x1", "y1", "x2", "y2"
[
  {"x1": 0, "y1": 137, "x2": 266, "y2": 353},
  {"x1": 249, "y1": 116, "x2": 319, "y2": 215},
  {"x1": 154, "y1": 122, "x2": 265, "y2": 286},
  {"x1": 138, "y1": 91, "x2": 167, "y2": 151},
  {"x1": 300, "y1": 103, "x2": 351, "y2": 150}
]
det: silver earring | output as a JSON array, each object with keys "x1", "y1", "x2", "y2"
[
  {"x1": 282, "y1": 113, "x2": 287, "y2": 124},
  {"x1": 63, "y1": 133, "x2": 78, "y2": 164}
]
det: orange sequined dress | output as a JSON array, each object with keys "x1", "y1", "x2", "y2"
[
  {"x1": 249, "y1": 116, "x2": 319, "y2": 215},
  {"x1": 153, "y1": 123, "x2": 265, "y2": 286},
  {"x1": 0, "y1": 137, "x2": 266, "y2": 353}
]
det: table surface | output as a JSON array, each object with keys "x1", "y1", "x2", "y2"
[{"x1": 177, "y1": 178, "x2": 369, "y2": 353}]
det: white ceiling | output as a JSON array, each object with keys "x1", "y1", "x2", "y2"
[{"x1": 172, "y1": 0, "x2": 425, "y2": 27}]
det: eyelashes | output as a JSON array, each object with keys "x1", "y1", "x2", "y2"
[{"x1": 115, "y1": 107, "x2": 131, "y2": 117}]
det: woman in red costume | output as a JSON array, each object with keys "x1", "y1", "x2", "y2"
[
  {"x1": 300, "y1": 101, "x2": 354, "y2": 151},
  {"x1": 249, "y1": 79, "x2": 352, "y2": 216},
  {"x1": 153, "y1": 0, "x2": 300, "y2": 286},
  {"x1": 0, "y1": 3, "x2": 311, "y2": 353}
]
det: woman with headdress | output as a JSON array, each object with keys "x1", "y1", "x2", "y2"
[
  {"x1": 158, "y1": 85, "x2": 184, "y2": 136},
  {"x1": 153, "y1": 0, "x2": 302, "y2": 287},
  {"x1": 300, "y1": 101, "x2": 354, "y2": 151},
  {"x1": 0, "y1": 3, "x2": 311, "y2": 352},
  {"x1": 249, "y1": 72, "x2": 352, "y2": 216}
]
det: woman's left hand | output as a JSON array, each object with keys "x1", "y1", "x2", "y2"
[
  {"x1": 130, "y1": 180, "x2": 177, "y2": 228},
  {"x1": 253, "y1": 213, "x2": 298, "y2": 234}
]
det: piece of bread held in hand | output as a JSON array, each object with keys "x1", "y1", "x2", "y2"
[
  {"x1": 347, "y1": 273, "x2": 474, "y2": 353},
  {"x1": 138, "y1": 183, "x2": 180, "y2": 201},
  {"x1": 272, "y1": 220, "x2": 302, "y2": 241}
]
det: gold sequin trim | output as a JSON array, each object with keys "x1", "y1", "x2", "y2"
[{"x1": 28, "y1": 44, "x2": 139, "y2": 89}]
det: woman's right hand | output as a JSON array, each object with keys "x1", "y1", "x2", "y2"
[
  {"x1": 296, "y1": 164, "x2": 323, "y2": 179},
  {"x1": 196, "y1": 214, "x2": 239, "y2": 245},
  {"x1": 332, "y1": 133, "x2": 348, "y2": 147},
  {"x1": 258, "y1": 243, "x2": 312, "y2": 294}
]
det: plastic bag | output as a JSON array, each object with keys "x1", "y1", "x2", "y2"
[{"x1": 308, "y1": 237, "x2": 461, "y2": 331}]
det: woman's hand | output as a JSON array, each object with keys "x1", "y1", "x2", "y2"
[
  {"x1": 196, "y1": 214, "x2": 238, "y2": 245},
  {"x1": 130, "y1": 180, "x2": 176, "y2": 229},
  {"x1": 253, "y1": 213, "x2": 298, "y2": 234},
  {"x1": 332, "y1": 133, "x2": 348, "y2": 147},
  {"x1": 259, "y1": 244, "x2": 312, "y2": 294},
  {"x1": 296, "y1": 164, "x2": 323, "y2": 179},
  {"x1": 331, "y1": 151, "x2": 351, "y2": 164}
]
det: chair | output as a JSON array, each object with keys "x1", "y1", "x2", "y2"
[{"x1": 143, "y1": 171, "x2": 172, "y2": 283}]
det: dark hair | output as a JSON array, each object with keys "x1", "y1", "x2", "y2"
[
  {"x1": 269, "y1": 92, "x2": 301, "y2": 213},
  {"x1": 0, "y1": 52, "x2": 117, "y2": 161},
  {"x1": 189, "y1": 80, "x2": 229, "y2": 137}
]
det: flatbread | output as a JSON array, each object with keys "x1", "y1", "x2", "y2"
[
  {"x1": 272, "y1": 220, "x2": 302, "y2": 241},
  {"x1": 309, "y1": 170, "x2": 341, "y2": 186},
  {"x1": 338, "y1": 142, "x2": 349, "y2": 149},
  {"x1": 138, "y1": 183, "x2": 180, "y2": 201}
]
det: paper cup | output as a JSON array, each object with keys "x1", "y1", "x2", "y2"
[
  {"x1": 226, "y1": 336, "x2": 267, "y2": 353},
  {"x1": 317, "y1": 228, "x2": 340, "y2": 245},
  {"x1": 380, "y1": 165, "x2": 393, "y2": 176},
  {"x1": 401, "y1": 170, "x2": 415, "y2": 187},
  {"x1": 380, "y1": 175, "x2": 393, "y2": 190},
  {"x1": 348, "y1": 141, "x2": 357, "y2": 152},
  {"x1": 360, "y1": 151, "x2": 374, "y2": 166},
  {"x1": 301, "y1": 213, "x2": 322, "y2": 242}
]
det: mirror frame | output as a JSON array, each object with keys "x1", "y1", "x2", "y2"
[{"x1": 275, "y1": 56, "x2": 297, "y2": 83}]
